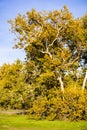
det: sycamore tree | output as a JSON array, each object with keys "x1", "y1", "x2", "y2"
[{"x1": 9, "y1": 6, "x2": 86, "y2": 92}]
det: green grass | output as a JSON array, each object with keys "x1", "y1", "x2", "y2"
[{"x1": 0, "y1": 113, "x2": 87, "y2": 130}]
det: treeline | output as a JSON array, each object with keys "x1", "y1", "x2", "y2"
[{"x1": 0, "y1": 6, "x2": 87, "y2": 120}]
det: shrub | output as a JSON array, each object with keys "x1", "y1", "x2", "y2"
[{"x1": 28, "y1": 87, "x2": 87, "y2": 121}]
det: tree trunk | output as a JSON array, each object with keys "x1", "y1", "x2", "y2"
[
  {"x1": 57, "y1": 75, "x2": 64, "y2": 93},
  {"x1": 82, "y1": 70, "x2": 87, "y2": 91}
]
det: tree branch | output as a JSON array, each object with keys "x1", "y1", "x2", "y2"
[
  {"x1": 40, "y1": 50, "x2": 52, "y2": 59},
  {"x1": 62, "y1": 50, "x2": 81, "y2": 68},
  {"x1": 49, "y1": 27, "x2": 62, "y2": 47},
  {"x1": 40, "y1": 41, "x2": 52, "y2": 59},
  {"x1": 64, "y1": 55, "x2": 79, "y2": 67}
]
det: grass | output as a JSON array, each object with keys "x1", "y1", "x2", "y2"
[{"x1": 0, "y1": 113, "x2": 87, "y2": 130}]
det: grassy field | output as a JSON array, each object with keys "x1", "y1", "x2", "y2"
[{"x1": 0, "y1": 113, "x2": 87, "y2": 130}]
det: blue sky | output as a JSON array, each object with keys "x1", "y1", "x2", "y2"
[{"x1": 0, "y1": 0, "x2": 87, "y2": 66}]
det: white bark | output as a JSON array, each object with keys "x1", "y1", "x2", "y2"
[
  {"x1": 40, "y1": 41, "x2": 52, "y2": 59},
  {"x1": 57, "y1": 75, "x2": 64, "y2": 93},
  {"x1": 49, "y1": 27, "x2": 62, "y2": 47},
  {"x1": 40, "y1": 27, "x2": 63, "y2": 59},
  {"x1": 82, "y1": 70, "x2": 87, "y2": 91}
]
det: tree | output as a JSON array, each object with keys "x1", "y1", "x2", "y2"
[{"x1": 9, "y1": 6, "x2": 86, "y2": 93}]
